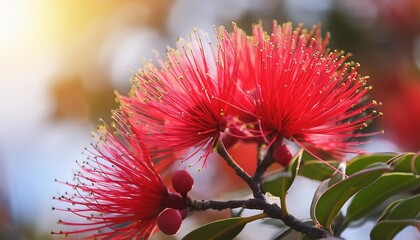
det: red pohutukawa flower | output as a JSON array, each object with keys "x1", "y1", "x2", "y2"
[
  {"x1": 53, "y1": 20, "x2": 383, "y2": 239},
  {"x1": 120, "y1": 27, "x2": 240, "y2": 165},
  {"x1": 229, "y1": 21, "x2": 382, "y2": 159},
  {"x1": 52, "y1": 112, "x2": 189, "y2": 239}
]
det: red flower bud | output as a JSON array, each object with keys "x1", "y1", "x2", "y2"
[
  {"x1": 157, "y1": 208, "x2": 183, "y2": 235},
  {"x1": 272, "y1": 144, "x2": 293, "y2": 167},
  {"x1": 179, "y1": 208, "x2": 188, "y2": 219},
  {"x1": 163, "y1": 192, "x2": 186, "y2": 209},
  {"x1": 171, "y1": 170, "x2": 194, "y2": 196}
]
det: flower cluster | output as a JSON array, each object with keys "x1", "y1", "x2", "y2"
[
  {"x1": 122, "y1": 21, "x2": 380, "y2": 164},
  {"x1": 119, "y1": 27, "x2": 240, "y2": 165},
  {"x1": 53, "y1": 21, "x2": 381, "y2": 239},
  {"x1": 52, "y1": 112, "x2": 193, "y2": 239}
]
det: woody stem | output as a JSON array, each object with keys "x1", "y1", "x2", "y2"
[
  {"x1": 189, "y1": 198, "x2": 329, "y2": 239},
  {"x1": 215, "y1": 139, "x2": 265, "y2": 200}
]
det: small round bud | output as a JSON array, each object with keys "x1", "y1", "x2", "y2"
[
  {"x1": 163, "y1": 192, "x2": 186, "y2": 209},
  {"x1": 157, "y1": 208, "x2": 183, "y2": 235},
  {"x1": 272, "y1": 144, "x2": 293, "y2": 167},
  {"x1": 179, "y1": 208, "x2": 188, "y2": 219},
  {"x1": 171, "y1": 170, "x2": 194, "y2": 196}
]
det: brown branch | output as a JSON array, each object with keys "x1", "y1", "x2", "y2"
[
  {"x1": 189, "y1": 198, "x2": 329, "y2": 240},
  {"x1": 215, "y1": 140, "x2": 265, "y2": 199}
]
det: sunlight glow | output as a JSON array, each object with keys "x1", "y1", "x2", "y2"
[{"x1": 0, "y1": 2, "x2": 35, "y2": 51}]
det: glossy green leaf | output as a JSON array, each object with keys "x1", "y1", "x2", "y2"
[
  {"x1": 378, "y1": 194, "x2": 420, "y2": 222},
  {"x1": 299, "y1": 160, "x2": 340, "y2": 181},
  {"x1": 377, "y1": 199, "x2": 404, "y2": 222},
  {"x1": 370, "y1": 220, "x2": 420, "y2": 240},
  {"x1": 346, "y1": 153, "x2": 396, "y2": 175},
  {"x1": 310, "y1": 179, "x2": 330, "y2": 223},
  {"x1": 345, "y1": 173, "x2": 420, "y2": 224},
  {"x1": 301, "y1": 150, "x2": 316, "y2": 162},
  {"x1": 182, "y1": 214, "x2": 264, "y2": 240},
  {"x1": 314, "y1": 163, "x2": 392, "y2": 230},
  {"x1": 393, "y1": 153, "x2": 420, "y2": 174},
  {"x1": 262, "y1": 149, "x2": 303, "y2": 197}
]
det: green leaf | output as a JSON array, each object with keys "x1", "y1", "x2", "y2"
[
  {"x1": 370, "y1": 219, "x2": 420, "y2": 240},
  {"x1": 301, "y1": 150, "x2": 316, "y2": 162},
  {"x1": 377, "y1": 199, "x2": 404, "y2": 222},
  {"x1": 393, "y1": 153, "x2": 420, "y2": 174},
  {"x1": 345, "y1": 173, "x2": 420, "y2": 224},
  {"x1": 299, "y1": 160, "x2": 340, "y2": 181},
  {"x1": 182, "y1": 214, "x2": 264, "y2": 240},
  {"x1": 378, "y1": 194, "x2": 420, "y2": 222},
  {"x1": 314, "y1": 163, "x2": 392, "y2": 231},
  {"x1": 346, "y1": 153, "x2": 396, "y2": 175},
  {"x1": 262, "y1": 149, "x2": 303, "y2": 197},
  {"x1": 310, "y1": 179, "x2": 330, "y2": 223}
]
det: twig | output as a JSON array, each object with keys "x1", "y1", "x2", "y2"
[
  {"x1": 252, "y1": 148, "x2": 274, "y2": 184},
  {"x1": 215, "y1": 139, "x2": 265, "y2": 199},
  {"x1": 189, "y1": 198, "x2": 329, "y2": 239}
]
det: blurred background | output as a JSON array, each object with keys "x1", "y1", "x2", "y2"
[{"x1": 0, "y1": 0, "x2": 419, "y2": 239}]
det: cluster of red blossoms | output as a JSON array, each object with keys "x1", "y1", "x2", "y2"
[
  {"x1": 53, "y1": 21, "x2": 380, "y2": 239},
  {"x1": 53, "y1": 116, "x2": 194, "y2": 238}
]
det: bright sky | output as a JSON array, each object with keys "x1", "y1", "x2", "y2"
[
  {"x1": 0, "y1": 0, "x2": 120, "y2": 232},
  {"x1": 0, "y1": 1, "x2": 119, "y2": 58}
]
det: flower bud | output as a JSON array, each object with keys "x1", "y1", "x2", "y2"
[
  {"x1": 171, "y1": 170, "x2": 194, "y2": 196},
  {"x1": 179, "y1": 208, "x2": 188, "y2": 219},
  {"x1": 272, "y1": 144, "x2": 293, "y2": 167},
  {"x1": 163, "y1": 192, "x2": 186, "y2": 209},
  {"x1": 157, "y1": 208, "x2": 183, "y2": 235}
]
